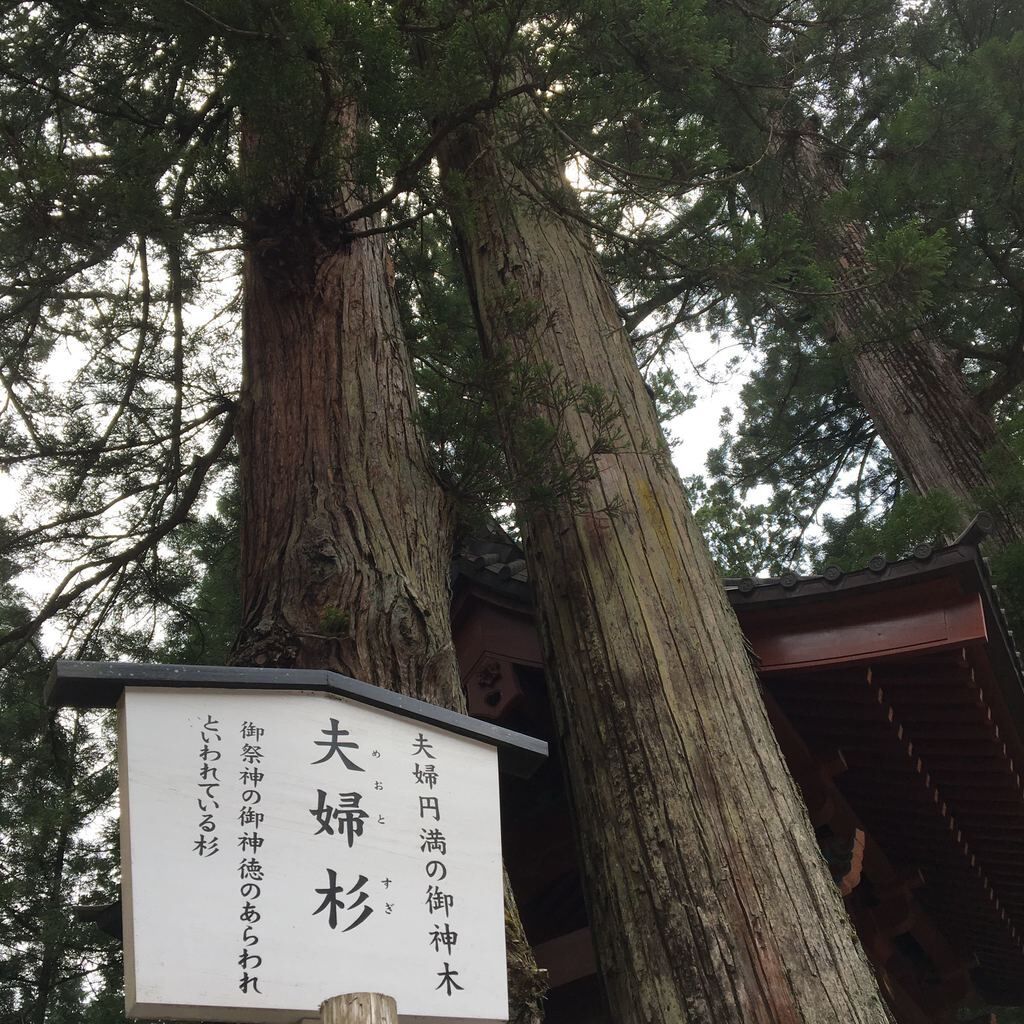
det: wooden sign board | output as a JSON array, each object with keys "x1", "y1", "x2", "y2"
[
  {"x1": 120, "y1": 687, "x2": 504, "y2": 1024},
  {"x1": 48, "y1": 663, "x2": 546, "y2": 1024}
]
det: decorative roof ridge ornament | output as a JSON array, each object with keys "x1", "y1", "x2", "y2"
[{"x1": 954, "y1": 510, "x2": 995, "y2": 548}]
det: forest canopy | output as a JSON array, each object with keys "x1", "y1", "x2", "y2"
[{"x1": 2, "y1": 0, "x2": 1024, "y2": 1021}]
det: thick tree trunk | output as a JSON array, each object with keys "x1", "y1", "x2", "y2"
[
  {"x1": 233, "y1": 199, "x2": 456, "y2": 699},
  {"x1": 231, "y1": 108, "x2": 544, "y2": 1022},
  {"x1": 766, "y1": 123, "x2": 1023, "y2": 547},
  {"x1": 440, "y1": 120, "x2": 894, "y2": 1024}
]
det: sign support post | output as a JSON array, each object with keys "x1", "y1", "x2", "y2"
[{"x1": 314, "y1": 993, "x2": 398, "y2": 1024}]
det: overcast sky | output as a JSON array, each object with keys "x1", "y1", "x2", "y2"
[{"x1": 664, "y1": 332, "x2": 749, "y2": 480}]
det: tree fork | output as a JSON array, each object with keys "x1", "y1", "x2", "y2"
[{"x1": 439, "y1": 115, "x2": 895, "y2": 1024}]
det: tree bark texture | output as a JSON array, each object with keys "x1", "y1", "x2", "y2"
[
  {"x1": 764, "y1": 123, "x2": 1023, "y2": 547},
  {"x1": 440, "y1": 120, "x2": 895, "y2": 1024},
  {"x1": 232, "y1": 105, "x2": 544, "y2": 1023},
  {"x1": 234, "y1": 188, "x2": 458, "y2": 699}
]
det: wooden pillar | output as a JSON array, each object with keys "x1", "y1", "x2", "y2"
[{"x1": 313, "y1": 993, "x2": 398, "y2": 1024}]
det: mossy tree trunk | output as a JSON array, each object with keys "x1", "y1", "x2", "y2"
[{"x1": 440, "y1": 117, "x2": 895, "y2": 1024}]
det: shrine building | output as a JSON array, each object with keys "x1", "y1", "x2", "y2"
[{"x1": 451, "y1": 517, "x2": 1024, "y2": 1024}]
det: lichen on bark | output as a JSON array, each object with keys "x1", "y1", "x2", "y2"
[{"x1": 440, "y1": 111, "x2": 896, "y2": 1024}]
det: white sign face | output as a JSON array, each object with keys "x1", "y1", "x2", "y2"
[{"x1": 118, "y1": 687, "x2": 507, "y2": 1024}]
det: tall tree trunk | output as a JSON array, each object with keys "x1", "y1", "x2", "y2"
[
  {"x1": 231, "y1": 105, "x2": 544, "y2": 1023},
  {"x1": 31, "y1": 712, "x2": 82, "y2": 1024},
  {"x1": 762, "y1": 120, "x2": 1023, "y2": 547},
  {"x1": 233, "y1": 181, "x2": 456, "y2": 698},
  {"x1": 440, "y1": 117, "x2": 894, "y2": 1024}
]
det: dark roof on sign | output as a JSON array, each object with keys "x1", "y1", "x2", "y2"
[{"x1": 46, "y1": 660, "x2": 547, "y2": 778}]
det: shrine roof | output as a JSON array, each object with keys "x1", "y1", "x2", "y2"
[
  {"x1": 451, "y1": 522, "x2": 532, "y2": 606},
  {"x1": 724, "y1": 514, "x2": 1001, "y2": 604},
  {"x1": 454, "y1": 518, "x2": 1021, "y2": 663}
]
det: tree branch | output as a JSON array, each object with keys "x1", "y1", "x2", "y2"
[{"x1": 0, "y1": 409, "x2": 236, "y2": 659}]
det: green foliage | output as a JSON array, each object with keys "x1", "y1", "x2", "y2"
[
  {"x1": 495, "y1": 361, "x2": 629, "y2": 517},
  {"x1": 318, "y1": 606, "x2": 351, "y2": 638},
  {"x1": 864, "y1": 224, "x2": 951, "y2": 317},
  {"x1": 153, "y1": 485, "x2": 242, "y2": 666},
  {"x1": 3, "y1": 2, "x2": 1024, "y2": 1020},
  {"x1": 987, "y1": 541, "x2": 1024, "y2": 641},
  {"x1": 556, "y1": 0, "x2": 1024, "y2": 567},
  {"x1": 398, "y1": 205, "x2": 682, "y2": 527},
  {"x1": 685, "y1": 475, "x2": 805, "y2": 577},
  {"x1": 815, "y1": 490, "x2": 963, "y2": 570},
  {"x1": 688, "y1": 331, "x2": 880, "y2": 570},
  {"x1": 0, "y1": 0, "x2": 566, "y2": 656},
  {"x1": 0, "y1": 486, "x2": 241, "y2": 1024},
  {"x1": 0, "y1": 575, "x2": 124, "y2": 1024},
  {"x1": 853, "y1": 24, "x2": 1024, "y2": 407}
]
